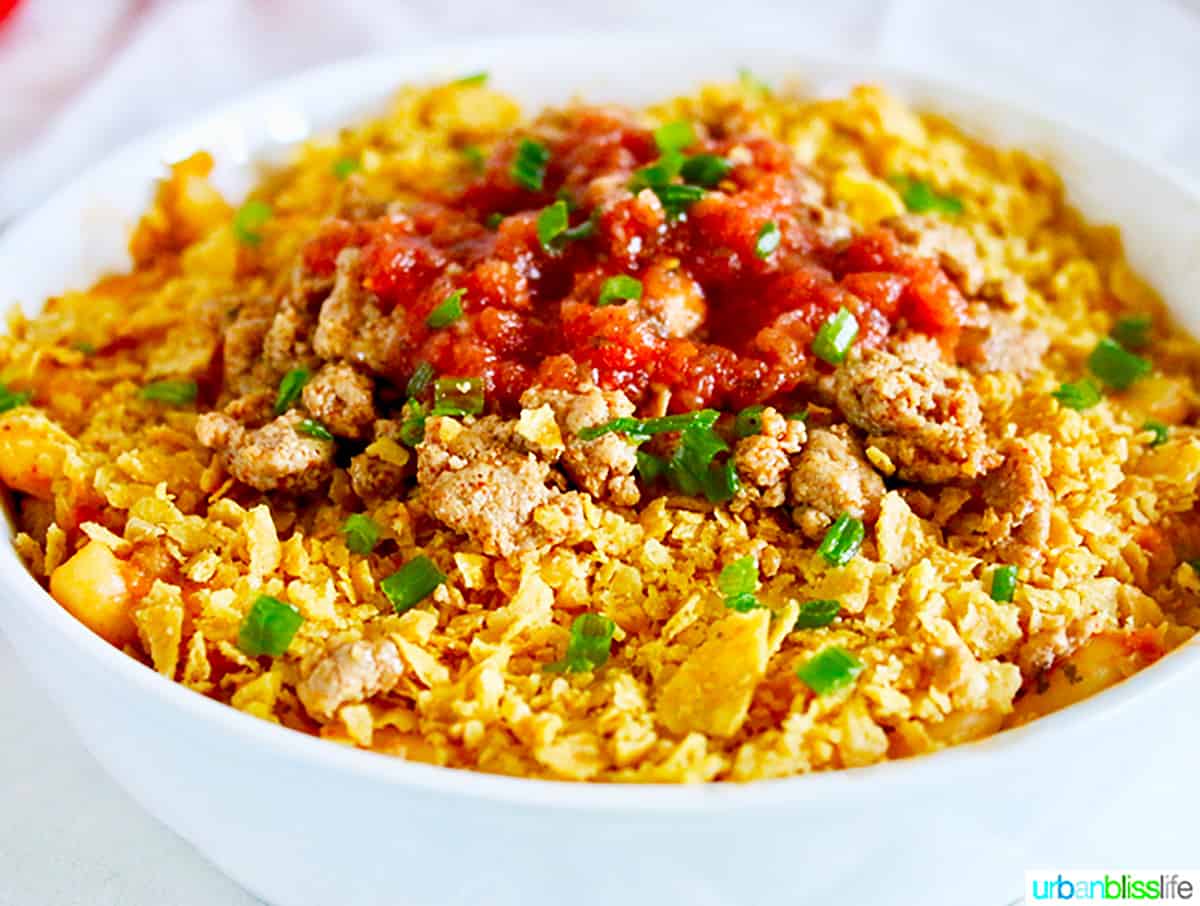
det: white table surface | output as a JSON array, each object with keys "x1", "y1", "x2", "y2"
[{"x1": 4, "y1": 2, "x2": 1200, "y2": 904}]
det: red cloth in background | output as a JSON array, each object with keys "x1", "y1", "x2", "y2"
[{"x1": 0, "y1": 0, "x2": 22, "y2": 27}]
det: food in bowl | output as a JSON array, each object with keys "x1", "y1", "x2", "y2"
[{"x1": 2, "y1": 73, "x2": 1196, "y2": 783}]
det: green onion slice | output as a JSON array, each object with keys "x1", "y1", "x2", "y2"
[
  {"x1": 0, "y1": 383, "x2": 32, "y2": 413},
  {"x1": 427, "y1": 289, "x2": 465, "y2": 329},
  {"x1": 817, "y1": 513, "x2": 865, "y2": 567},
  {"x1": 719, "y1": 555, "x2": 758, "y2": 598},
  {"x1": 795, "y1": 646, "x2": 864, "y2": 696},
  {"x1": 546, "y1": 612, "x2": 616, "y2": 673},
  {"x1": 1088, "y1": 337, "x2": 1150, "y2": 390},
  {"x1": 273, "y1": 368, "x2": 310, "y2": 415},
  {"x1": 734, "y1": 404, "x2": 766, "y2": 439},
  {"x1": 406, "y1": 361, "x2": 435, "y2": 399},
  {"x1": 680, "y1": 154, "x2": 732, "y2": 187},
  {"x1": 398, "y1": 400, "x2": 428, "y2": 446},
  {"x1": 1143, "y1": 420, "x2": 1169, "y2": 447},
  {"x1": 485, "y1": 212, "x2": 504, "y2": 230},
  {"x1": 635, "y1": 450, "x2": 667, "y2": 484},
  {"x1": 579, "y1": 408, "x2": 719, "y2": 441},
  {"x1": 233, "y1": 199, "x2": 272, "y2": 245},
  {"x1": 1052, "y1": 378, "x2": 1101, "y2": 411},
  {"x1": 431, "y1": 376, "x2": 485, "y2": 417},
  {"x1": 702, "y1": 458, "x2": 741, "y2": 504},
  {"x1": 652, "y1": 183, "x2": 707, "y2": 220},
  {"x1": 381, "y1": 555, "x2": 446, "y2": 614},
  {"x1": 297, "y1": 418, "x2": 334, "y2": 441},
  {"x1": 890, "y1": 175, "x2": 964, "y2": 216},
  {"x1": 597, "y1": 275, "x2": 643, "y2": 307},
  {"x1": 537, "y1": 200, "x2": 569, "y2": 250},
  {"x1": 341, "y1": 514, "x2": 381, "y2": 555},
  {"x1": 511, "y1": 138, "x2": 550, "y2": 192},
  {"x1": 454, "y1": 71, "x2": 488, "y2": 86},
  {"x1": 812, "y1": 307, "x2": 859, "y2": 365},
  {"x1": 755, "y1": 221, "x2": 781, "y2": 259},
  {"x1": 795, "y1": 599, "x2": 841, "y2": 629},
  {"x1": 1111, "y1": 315, "x2": 1151, "y2": 350},
  {"x1": 629, "y1": 151, "x2": 685, "y2": 193},
  {"x1": 331, "y1": 157, "x2": 359, "y2": 180},
  {"x1": 990, "y1": 565, "x2": 1018, "y2": 603},
  {"x1": 238, "y1": 595, "x2": 303, "y2": 657},
  {"x1": 653, "y1": 120, "x2": 696, "y2": 154},
  {"x1": 140, "y1": 379, "x2": 198, "y2": 406}
]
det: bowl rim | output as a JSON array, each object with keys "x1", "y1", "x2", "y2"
[{"x1": 2, "y1": 33, "x2": 1199, "y2": 812}]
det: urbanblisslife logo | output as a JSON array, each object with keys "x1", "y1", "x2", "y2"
[{"x1": 1025, "y1": 871, "x2": 1198, "y2": 902}]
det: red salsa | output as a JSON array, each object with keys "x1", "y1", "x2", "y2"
[{"x1": 301, "y1": 107, "x2": 967, "y2": 413}]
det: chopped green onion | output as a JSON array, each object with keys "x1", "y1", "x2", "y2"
[
  {"x1": 0, "y1": 383, "x2": 31, "y2": 413},
  {"x1": 140, "y1": 379, "x2": 197, "y2": 406},
  {"x1": 653, "y1": 120, "x2": 696, "y2": 154},
  {"x1": 578, "y1": 408, "x2": 719, "y2": 441},
  {"x1": 812, "y1": 306, "x2": 859, "y2": 365},
  {"x1": 725, "y1": 593, "x2": 760, "y2": 612},
  {"x1": 431, "y1": 376, "x2": 485, "y2": 417},
  {"x1": 755, "y1": 221, "x2": 781, "y2": 259},
  {"x1": 1088, "y1": 337, "x2": 1151, "y2": 390},
  {"x1": 701, "y1": 458, "x2": 740, "y2": 503},
  {"x1": 795, "y1": 646, "x2": 864, "y2": 696},
  {"x1": 381, "y1": 555, "x2": 446, "y2": 614},
  {"x1": 990, "y1": 565, "x2": 1018, "y2": 603},
  {"x1": 511, "y1": 138, "x2": 550, "y2": 192},
  {"x1": 462, "y1": 145, "x2": 486, "y2": 173},
  {"x1": 652, "y1": 183, "x2": 707, "y2": 220},
  {"x1": 1052, "y1": 378, "x2": 1101, "y2": 411},
  {"x1": 667, "y1": 423, "x2": 728, "y2": 497},
  {"x1": 485, "y1": 212, "x2": 504, "y2": 229},
  {"x1": 734, "y1": 404, "x2": 766, "y2": 438},
  {"x1": 454, "y1": 71, "x2": 488, "y2": 86},
  {"x1": 546, "y1": 612, "x2": 616, "y2": 673},
  {"x1": 297, "y1": 418, "x2": 334, "y2": 441},
  {"x1": 72, "y1": 341, "x2": 97, "y2": 355},
  {"x1": 787, "y1": 409, "x2": 809, "y2": 422},
  {"x1": 719, "y1": 556, "x2": 757, "y2": 598},
  {"x1": 1111, "y1": 315, "x2": 1152, "y2": 350},
  {"x1": 233, "y1": 199, "x2": 272, "y2": 245},
  {"x1": 398, "y1": 400, "x2": 428, "y2": 446},
  {"x1": 795, "y1": 599, "x2": 840, "y2": 629},
  {"x1": 636, "y1": 450, "x2": 667, "y2": 483},
  {"x1": 427, "y1": 289, "x2": 465, "y2": 329},
  {"x1": 680, "y1": 154, "x2": 732, "y2": 187},
  {"x1": 629, "y1": 152, "x2": 685, "y2": 193},
  {"x1": 536, "y1": 201, "x2": 595, "y2": 251},
  {"x1": 597, "y1": 275, "x2": 643, "y2": 307},
  {"x1": 237, "y1": 595, "x2": 303, "y2": 657},
  {"x1": 817, "y1": 513, "x2": 864, "y2": 567},
  {"x1": 738, "y1": 67, "x2": 771, "y2": 96},
  {"x1": 890, "y1": 175, "x2": 964, "y2": 216},
  {"x1": 1143, "y1": 420, "x2": 1169, "y2": 447},
  {"x1": 341, "y1": 514, "x2": 381, "y2": 555},
  {"x1": 406, "y1": 361, "x2": 435, "y2": 398},
  {"x1": 331, "y1": 157, "x2": 359, "y2": 179},
  {"x1": 273, "y1": 368, "x2": 310, "y2": 415}
]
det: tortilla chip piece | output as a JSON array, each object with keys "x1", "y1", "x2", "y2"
[
  {"x1": 133, "y1": 580, "x2": 185, "y2": 679},
  {"x1": 533, "y1": 731, "x2": 604, "y2": 780},
  {"x1": 875, "y1": 491, "x2": 930, "y2": 570},
  {"x1": 655, "y1": 609, "x2": 770, "y2": 738}
]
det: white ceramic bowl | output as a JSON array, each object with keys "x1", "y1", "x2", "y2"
[{"x1": 2, "y1": 36, "x2": 1199, "y2": 906}]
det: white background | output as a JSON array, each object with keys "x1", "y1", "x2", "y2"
[{"x1": 2, "y1": 1, "x2": 1200, "y2": 904}]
